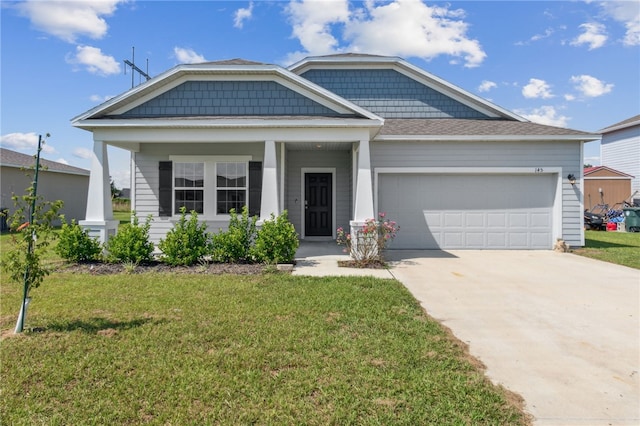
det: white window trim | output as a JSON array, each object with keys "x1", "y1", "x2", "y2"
[{"x1": 170, "y1": 155, "x2": 252, "y2": 219}]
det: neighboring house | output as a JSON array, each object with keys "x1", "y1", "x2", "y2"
[
  {"x1": 72, "y1": 54, "x2": 599, "y2": 249},
  {"x1": 0, "y1": 147, "x2": 90, "y2": 227},
  {"x1": 583, "y1": 166, "x2": 634, "y2": 210},
  {"x1": 600, "y1": 114, "x2": 640, "y2": 204}
]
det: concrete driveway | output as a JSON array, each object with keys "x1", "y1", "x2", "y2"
[{"x1": 385, "y1": 250, "x2": 639, "y2": 425}]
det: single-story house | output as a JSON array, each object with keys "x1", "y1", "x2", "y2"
[
  {"x1": 72, "y1": 54, "x2": 599, "y2": 249},
  {"x1": 583, "y1": 166, "x2": 634, "y2": 210},
  {"x1": 0, "y1": 147, "x2": 90, "y2": 228},
  {"x1": 600, "y1": 114, "x2": 640, "y2": 204}
]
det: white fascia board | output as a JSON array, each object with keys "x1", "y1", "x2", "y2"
[
  {"x1": 599, "y1": 119, "x2": 640, "y2": 133},
  {"x1": 74, "y1": 117, "x2": 382, "y2": 130},
  {"x1": 374, "y1": 134, "x2": 601, "y2": 142}
]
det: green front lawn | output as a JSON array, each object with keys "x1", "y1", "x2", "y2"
[
  {"x1": 574, "y1": 230, "x2": 640, "y2": 269},
  {"x1": 1, "y1": 272, "x2": 528, "y2": 425}
]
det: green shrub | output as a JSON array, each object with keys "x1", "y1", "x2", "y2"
[
  {"x1": 158, "y1": 207, "x2": 212, "y2": 266},
  {"x1": 105, "y1": 214, "x2": 154, "y2": 264},
  {"x1": 211, "y1": 206, "x2": 257, "y2": 263},
  {"x1": 252, "y1": 210, "x2": 299, "y2": 264},
  {"x1": 55, "y1": 218, "x2": 102, "y2": 262}
]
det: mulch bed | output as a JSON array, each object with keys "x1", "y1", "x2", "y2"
[{"x1": 57, "y1": 261, "x2": 268, "y2": 275}]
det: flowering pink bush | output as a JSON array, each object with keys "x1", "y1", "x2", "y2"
[{"x1": 336, "y1": 213, "x2": 399, "y2": 263}]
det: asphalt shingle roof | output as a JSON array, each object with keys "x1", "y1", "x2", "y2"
[
  {"x1": 0, "y1": 147, "x2": 90, "y2": 175},
  {"x1": 377, "y1": 119, "x2": 598, "y2": 138}
]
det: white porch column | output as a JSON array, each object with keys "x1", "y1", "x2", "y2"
[
  {"x1": 350, "y1": 139, "x2": 376, "y2": 258},
  {"x1": 259, "y1": 140, "x2": 280, "y2": 221},
  {"x1": 79, "y1": 140, "x2": 118, "y2": 243},
  {"x1": 352, "y1": 139, "x2": 375, "y2": 222}
]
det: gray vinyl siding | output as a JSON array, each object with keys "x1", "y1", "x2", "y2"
[
  {"x1": 1, "y1": 167, "x2": 88, "y2": 226},
  {"x1": 371, "y1": 140, "x2": 584, "y2": 247},
  {"x1": 300, "y1": 69, "x2": 488, "y2": 119},
  {"x1": 601, "y1": 125, "x2": 640, "y2": 195},
  {"x1": 134, "y1": 142, "x2": 265, "y2": 245},
  {"x1": 285, "y1": 150, "x2": 352, "y2": 238},
  {"x1": 121, "y1": 81, "x2": 352, "y2": 117}
]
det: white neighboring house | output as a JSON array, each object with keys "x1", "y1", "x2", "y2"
[
  {"x1": 600, "y1": 114, "x2": 640, "y2": 204},
  {"x1": 72, "y1": 54, "x2": 600, "y2": 250},
  {"x1": 0, "y1": 147, "x2": 90, "y2": 228}
]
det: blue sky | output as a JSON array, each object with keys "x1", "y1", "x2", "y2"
[{"x1": 1, "y1": 0, "x2": 639, "y2": 188}]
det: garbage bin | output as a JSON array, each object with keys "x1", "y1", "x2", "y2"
[{"x1": 623, "y1": 207, "x2": 640, "y2": 232}]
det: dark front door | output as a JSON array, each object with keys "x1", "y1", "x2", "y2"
[{"x1": 305, "y1": 173, "x2": 332, "y2": 236}]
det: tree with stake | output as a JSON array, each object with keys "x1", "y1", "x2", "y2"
[{"x1": 0, "y1": 134, "x2": 63, "y2": 333}]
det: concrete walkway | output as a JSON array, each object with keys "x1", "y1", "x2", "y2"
[{"x1": 293, "y1": 244, "x2": 640, "y2": 425}]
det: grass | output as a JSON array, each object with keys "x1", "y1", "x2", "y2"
[
  {"x1": 0, "y1": 271, "x2": 529, "y2": 425},
  {"x1": 573, "y1": 230, "x2": 640, "y2": 269}
]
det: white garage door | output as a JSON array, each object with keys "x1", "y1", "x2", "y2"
[{"x1": 378, "y1": 174, "x2": 555, "y2": 249}]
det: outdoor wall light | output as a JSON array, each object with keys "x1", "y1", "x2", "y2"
[{"x1": 567, "y1": 174, "x2": 576, "y2": 185}]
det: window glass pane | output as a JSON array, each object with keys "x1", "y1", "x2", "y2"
[
  {"x1": 175, "y1": 162, "x2": 203, "y2": 188},
  {"x1": 217, "y1": 190, "x2": 246, "y2": 214},
  {"x1": 217, "y1": 162, "x2": 246, "y2": 188},
  {"x1": 175, "y1": 189, "x2": 204, "y2": 214}
]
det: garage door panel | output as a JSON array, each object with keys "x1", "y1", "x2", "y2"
[
  {"x1": 378, "y1": 174, "x2": 554, "y2": 249},
  {"x1": 487, "y1": 233, "x2": 507, "y2": 247},
  {"x1": 466, "y1": 213, "x2": 485, "y2": 227},
  {"x1": 465, "y1": 232, "x2": 485, "y2": 248},
  {"x1": 487, "y1": 213, "x2": 506, "y2": 228},
  {"x1": 531, "y1": 212, "x2": 551, "y2": 228}
]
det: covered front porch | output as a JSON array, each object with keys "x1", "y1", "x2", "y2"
[{"x1": 80, "y1": 133, "x2": 378, "y2": 250}]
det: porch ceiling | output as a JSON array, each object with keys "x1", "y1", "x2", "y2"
[{"x1": 285, "y1": 141, "x2": 353, "y2": 151}]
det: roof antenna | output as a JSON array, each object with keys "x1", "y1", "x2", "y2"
[{"x1": 124, "y1": 46, "x2": 151, "y2": 88}]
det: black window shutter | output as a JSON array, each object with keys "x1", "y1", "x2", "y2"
[
  {"x1": 159, "y1": 161, "x2": 173, "y2": 216},
  {"x1": 248, "y1": 161, "x2": 262, "y2": 217}
]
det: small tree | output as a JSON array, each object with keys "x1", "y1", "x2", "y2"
[{"x1": 0, "y1": 134, "x2": 63, "y2": 332}]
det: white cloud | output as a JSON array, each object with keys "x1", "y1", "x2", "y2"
[
  {"x1": 89, "y1": 94, "x2": 114, "y2": 103},
  {"x1": 478, "y1": 80, "x2": 497, "y2": 92},
  {"x1": 285, "y1": 0, "x2": 350, "y2": 60},
  {"x1": 570, "y1": 74, "x2": 614, "y2": 97},
  {"x1": 522, "y1": 78, "x2": 554, "y2": 99},
  {"x1": 516, "y1": 106, "x2": 569, "y2": 128},
  {"x1": 0, "y1": 132, "x2": 56, "y2": 154},
  {"x1": 284, "y1": 0, "x2": 486, "y2": 67},
  {"x1": 55, "y1": 158, "x2": 69, "y2": 165},
  {"x1": 73, "y1": 147, "x2": 94, "y2": 160},
  {"x1": 15, "y1": 0, "x2": 124, "y2": 43},
  {"x1": 564, "y1": 93, "x2": 576, "y2": 101},
  {"x1": 234, "y1": 2, "x2": 254, "y2": 29},
  {"x1": 173, "y1": 47, "x2": 207, "y2": 64},
  {"x1": 599, "y1": 0, "x2": 640, "y2": 46},
  {"x1": 66, "y1": 45, "x2": 120, "y2": 75},
  {"x1": 570, "y1": 22, "x2": 607, "y2": 50}
]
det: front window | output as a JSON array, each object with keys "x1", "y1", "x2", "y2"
[
  {"x1": 174, "y1": 162, "x2": 204, "y2": 214},
  {"x1": 172, "y1": 159, "x2": 249, "y2": 216},
  {"x1": 216, "y1": 162, "x2": 247, "y2": 214}
]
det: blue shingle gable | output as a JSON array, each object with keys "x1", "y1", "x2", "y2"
[
  {"x1": 300, "y1": 69, "x2": 488, "y2": 119},
  {"x1": 120, "y1": 80, "x2": 350, "y2": 117}
]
